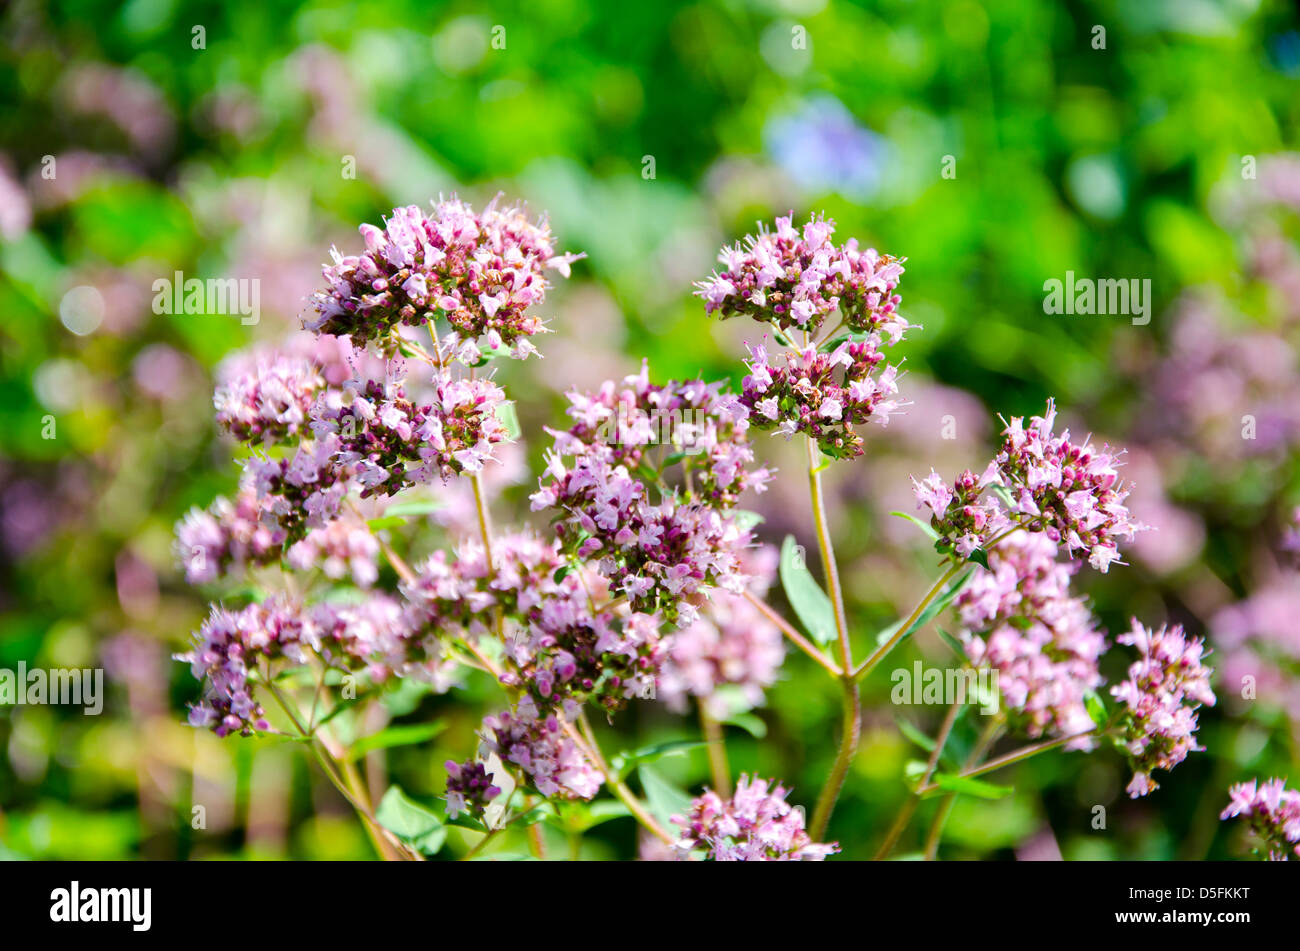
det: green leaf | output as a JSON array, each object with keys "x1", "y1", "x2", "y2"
[
  {"x1": 1084, "y1": 689, "x2": 1108, "y2": 729},
  {"x1": 732, "y1": 509, "x2": 765, "y2": 532},
  {"x1": 444, "y1": 814, "x2": 488, "y2": 833},
  {"x1": 936, "y1": 627, "x2": 966, "y2": 659},
  {"x1": 873, "y1": 569, "x2": 974, "y2": 648},
  {"x1": 720, "y1": 711, "x2": 768, "y2": 739},
  {"x1": 967, "y1": 548, "x2": 990, "y2": 570},
  {"x1": 346, "y1": 720, "x2": 447, "y2": 761},
  {"x1": 497, "y1": 401, "x2": 521, "y2": 441},
  {"x1": 551, "y1": 800, "x2": 634, "y2": 833},
  {"x1": 923, "y1": 773, "x2": 1014, "y2": 800},
  {"x1": 780, "y1": 534, "x2": 837, "y2": 646},
  {"x1": 383, "y1": 499, "x2": 443, "y2": 518},
  {"x1": 612, "y1": 739, "x2": 706, "y2": 778},
  {"x1": 989, "y1": 483, "x2": 1016, "y2": 510},
  {"x1": 375, "y1": 785, "x2": 446, "y2": 854},
  {"x1": 513, "y1": 801, "x2": 558, "y2": 827},
  {"x1": 638, "y1": 765, "x2": 692, "y2": 830},
  {"x1": 890, "y1": 510, "x2": 940, "y2": 542},
  {"x1": 896, "y1": 717, "x2": 936, "y2": 754}
]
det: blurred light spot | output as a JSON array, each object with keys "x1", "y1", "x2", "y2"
[
  {"x1": 760, "y1": 21, "x2": 811, "y2": 76},
  {"x1": 119, "y1": 0, "x2": 177, "y2": 38},
  {"x1": 33, "y1": 358, "x2": 87, "y2": 413},
  {"x1": 1066, "y1": 155, "x2": 1126, "y2": 220},
  {"x1": 434, "y1": 16, "x2": 489, "y2": 75},
  {"x1": 59, "y1": 285, "x2": 105, "y2": 336}
]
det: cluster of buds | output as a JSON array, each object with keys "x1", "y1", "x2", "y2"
[
  {"x1": 695, "y1": 213, "x2": 906, "y2": 340},
  {"x1": 672, "y1": 775, "x2": 838, "y2": 861},
  {"x1": 444, "y1": 759, "x2": 502, "y2": 821},
  {"x1": 306, "y1": 196, "x2": 581, "y2": 357},
  {"x1": 213, "y1": 354, "x2": 323, "y2": 443},
  {"x1": 912, "y1": 464, "x2": 1007, "y2": 559},
  {"x1": 912, "y1": 401, "x2": 1146, "y2": 572},
  {"x1": 741, "y1": 340, "x2": 904, "y2": 459},
  {"x1": 310, "y1": 372, "x2": 509, "y2": 493},
  {"x1": 480, "y1": 698, "x2": 603, "y2": 800},
  {"x1": 531, "y1": 364, "x2": 768, "y2": 626},
  {"x1": 1220, "y1": 778, "x2": 1300, "y2": 860},
  {"x1": 1109, "y1": 620, "x2": 1216, "y2": 798}
]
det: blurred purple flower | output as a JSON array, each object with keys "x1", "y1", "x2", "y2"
[{"x1": 764, "y1": 95, "x2": 885, "y2": 200}]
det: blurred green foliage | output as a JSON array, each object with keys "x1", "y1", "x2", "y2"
[{"x1": 1, "y1": 0, "x2": 1298, "y2": 860}]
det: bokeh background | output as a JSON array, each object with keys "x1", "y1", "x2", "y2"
[{"x1": 2, "y1": 0, "x2": 1299, "y2": 860}]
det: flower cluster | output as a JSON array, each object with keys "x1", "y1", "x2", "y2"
[
  {"x1": 531, "y1": 364, "x2": 767, "y2": 625},
  {"x1": 310, "y1": 594, "x2": 452, "y2": 686},
  {"x1": 306, "y1": 196, "x2": 581, "y2": 356},
  {"x1": 181, "y1": 591, "x2": 459, "y2": 737},
  {"x1": 912, "y1": 400, "x2": 1146, "y2": 572},
  {"x1": 741, "y1": 340, "x2": 905, "y2": 459},
  {"x1": 659, "y1": 546, "x2": 785, "y2": 717},
  {"x1": 1220, "y1": 778, "x2": 1300, "y2": 860},
  {"x1": 310, "y1": 373, "x2": 508, "y2": 493},
  {"x1": 912, "y1": 464, "x2": 1007, "y2": 559},
  {"x1": 178, "y1": 598, "x2": 315, "y2": 737},
  {"x1": 507, "y1": 602, "x2": 666, "y2": 715},
  {"x1": 672, "y1": 775, "x2": 838, "y2": 861},
  {"x1": 444, "y1": 759, "x2": 502, "y2": 821},
  {"x1": 1109, "y1": 619, "x2": 1216, "y2": 798},
  {"x1": 286, "y1": 514, "x2": 380, "y2": 587},
  {"x1": 480, "y1": 699, "x2": 603, "y2": 800},
  {"x1": 213, "y1": 353, "x2": 323, "y2": 443},
  {"x1": 402, "y1": 532, "x2": 563, "y2": 641},
  {"x1": 696, "y1": 213, "x2": 906, "y2": 340},
  {"x1": 402, "y1": 534, "x2": 671, "y2": 714},
  {"x1": 956, "y1": 531, "x2": 1106, "y2": 747},
  {"x1": 995, "y1": 400, "x2": 1146, "y2": 572},
  {"x1": 246, "y1": 439, "x2": 352, "y2": 544},
  {"x1": 176, "y1": 485, "x2": 285, "y2": 583},
  {"x1": 551, "y1": 361, "x2": 773, "y2": 506}
]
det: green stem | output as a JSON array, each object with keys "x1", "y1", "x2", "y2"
[
  {"x1": 874, "y1": 700, "x2": 962, "y2": 859},
  {"x1": 699, "y1": 704, "x2": 731, "y2": 797},
  {"x1": 805, "y1": 437, "x2": 852, "y2": 670},
  {"x1": 915, "y1": 727, "x2": 1097, "y2": 795},
  {"x1": 803, "y1": 435, "x2": 860, "y2": 842},
  {"x1": 742, "y1": 590, "x2": 841, "y2": 677},
  {"x1": 567, "y1": 714, "x2": 674, "y2": 845},
  {"x1": 809, "y1": 679, "x2": 860, "y2": 842},
  {"x1": 853, "y1": 562, "x2": 963, "y2": 681},
  {"x1": 923, "y1": 720, "x2": 1002, "y2": 860}
]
